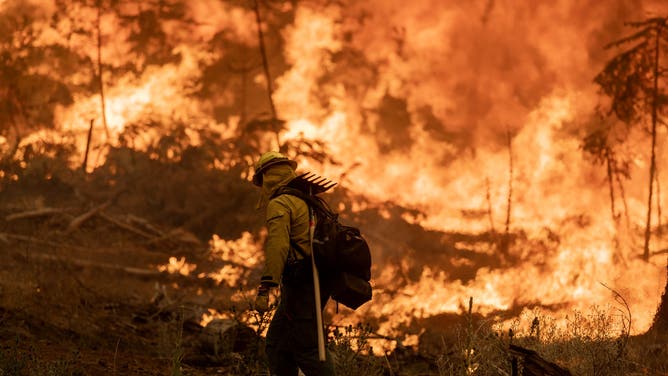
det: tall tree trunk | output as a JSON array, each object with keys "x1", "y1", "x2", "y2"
[
  {"x1": 501, "y1": 128, "x2": 513, "y2": 256},
  {"x1": 485, "y1": 177, "x2": 495, "y2": 234},
  {"x1": 252, "y1": 0, "x2": 281, "y2": 149},
  {"x1": 643, "y1": 27, "x2": 661, "y2": 261},
  {"x1": 606, "y1": 151, "x2": 617, "y2": 223},
  {"x1": 505, "y1": 130, "x2": 513, "y2": 236},
  {"x1": 656, "y1": 169, "x2": 662, "y2": 234},
  {"x1": 97, "y1": 0, "x2": 110, "y2": 141},
  {"x1": 615, "y1": 170, "x2": 632, "y2": 234},
  {"x1": 82, "y1": 119, "x2": 94, "y2": 173}
]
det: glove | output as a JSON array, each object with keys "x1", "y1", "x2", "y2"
[{"x1": 254, "y1": 284, "x2": 271, "y2": 313}]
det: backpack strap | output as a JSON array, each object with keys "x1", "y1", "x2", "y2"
[
  {"x1": 272, "y1": 186, "x2": 336, "y2": 220},
  {"x1": 272, "y1": 186, "x2": 315, "y2": 260}
]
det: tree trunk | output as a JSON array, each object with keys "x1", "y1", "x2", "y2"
[
  {"x1": 500, "y1": 128, "x2": 513, "y2": 257},
  {"x1": 97, "y1": 0, "x2": 110, "y2": 141},
  {"x1": 485, "y1": 177, "x2": 495, "y2": 234},
  {"x1": 643, "y1": 27, "x2": 661, "y2": 261},
  {"x1": 656, "y1": 169, "x2": 662, "y2": 234},
  {"x1": 252, "y1": 0, "x2": 281, "y2": 149},
  {"x1": 606, "y1": 151, "x2": 617, "y2": 223},
  {"x1": 615, "y1": 170, "x2": 632, "y2": 234},
  {"x1": 82, "y1": 119, "x2": 94, "y2": 172}
]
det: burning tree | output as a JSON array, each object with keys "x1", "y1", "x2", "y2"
[
  {"x1": 593, "y1": 17, "x2": 668, "y2": 261},
  {"x1": 0, "y1": 2, "x2": 75, "y2": 162}
]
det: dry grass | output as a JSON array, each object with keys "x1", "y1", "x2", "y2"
[
  {"x1": 431, "y1": 298, "x2": 667, "y2": 376},
  {"x1": 328, "y1": 323, "x2": 385, "y2": 376}
]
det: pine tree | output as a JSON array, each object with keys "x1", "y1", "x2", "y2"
[{"x1": 594, "y1": 17, "x2": 668, "y2": 261}]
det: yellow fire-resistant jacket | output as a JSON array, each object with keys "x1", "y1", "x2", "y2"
[{"x1": 259, "y1": 163, "x2": 311, "y2": 287}]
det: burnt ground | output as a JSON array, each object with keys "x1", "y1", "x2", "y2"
[
  {"x1": 0, "y1": 216, "x2": 219, "y2": 375},
  {"x1": 1, "y1": 216, "x2": 666, "y2": 376}
]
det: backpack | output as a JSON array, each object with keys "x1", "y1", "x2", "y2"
[{"x1": 273, "y1": 186, "x2": 372, "y2": 310}]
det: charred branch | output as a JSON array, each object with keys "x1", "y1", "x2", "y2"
[
  {"x1": 5, "y1": 207, "x2": 71, "y2": 221},
  {"x1": 509, "y1": 344, "x2": 573, "y2": 376},
  {"x1": 97, "y1": 212, "x2": 156, "y2": 239},
  {"x1": 15, "y1": 252, "x2": 163, "y2": 277},
  {"x1": 66, "y1": 200, "x2": 112, "y2": 233},
  {"x1": 0, "y1": 232, "x2": 88, "y2": 251},
  {"x1": 82, "y1": 119, "x2": 95, "y2": 172}
]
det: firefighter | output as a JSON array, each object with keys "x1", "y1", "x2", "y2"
[{"x1": 252, "y1": 151, "x2": 335, "y2": 376}]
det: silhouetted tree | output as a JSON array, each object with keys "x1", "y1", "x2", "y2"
[
  {"x1": 582, "y1": 117, "x2": 632, "y2": 231},
  {"x1": 0, "y1": 2, "x2": 79, "y2": 163},
  {"x1": 594, "y1": 17, "x2": 668, "y2": 261}
]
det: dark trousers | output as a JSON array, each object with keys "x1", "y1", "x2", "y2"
[{"x1": 265, "y1": 300, "x2": 334, "y2": 375}]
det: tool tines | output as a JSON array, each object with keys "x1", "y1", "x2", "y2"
[{"x1": 294, "y1": 172, "x2": 337, "y2": 194}]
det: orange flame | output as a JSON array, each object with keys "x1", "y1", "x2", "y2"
[
  {"x1": 270, "y1": 1, "x2": 667, "y2": 338},
  {"x1": 15, "y1": 0, "x2": 667, "y2": 340}
]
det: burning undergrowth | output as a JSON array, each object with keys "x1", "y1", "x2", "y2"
[{"x1": 0, "y1": 125, "x2": 666, "y2": 374}]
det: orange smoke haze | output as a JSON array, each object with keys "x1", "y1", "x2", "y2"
[{"x1": 6, "y1": 0, "x2": 668, "y2": 340}]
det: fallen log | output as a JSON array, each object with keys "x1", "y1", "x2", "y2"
[
  {"x1": 66, "y1": 200, "x2": 112, "y2": 233},
  {"x1": 13, "y1": 251, "x2": 162, "y2": 277},
  {"x1": 98, "y1": 212, "x2": 155, "y2": 239},
  {"x1": 126, "y1": 214, "x2": 164, "y2": 236},
  {"x1": 6, "y1": 207, "x2": 69, "y2": 221},
  {"x1": 0, "y1": 232, "x2": 88, "y2": 251},
  {"x1": 509, "y1": 344, "x2": 572, "y2": 376}
]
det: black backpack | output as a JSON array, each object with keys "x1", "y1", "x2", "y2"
[{"x1": 273, "y1": 186, "x2": 372, "y2": 310}]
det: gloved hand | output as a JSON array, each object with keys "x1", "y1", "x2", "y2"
[{"x1": 254, "y1": 284, "x2": 271, "y2": 313}]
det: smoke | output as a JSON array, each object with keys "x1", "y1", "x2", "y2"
[
  {"x1": 286, "y1": 0, "x2": 651, "y2": 147},
  {"x1": 270, "y1": 0, "x2": 667, "y2": 229}
]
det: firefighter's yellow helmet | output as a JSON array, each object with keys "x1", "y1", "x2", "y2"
[{"x1": 252, "y1": 151, "x2": 297, "y2": 186}]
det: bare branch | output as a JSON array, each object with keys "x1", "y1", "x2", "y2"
[
  {"x1": 6, "y1": 207, "x2": 70, "y2": 221},
  {"x1": 66, "y1": 200, "x2": 112, "y2": 233},
  {"x1": 97, "y1": 212, "x2": 155, "y2": 238},
  {"x1": 605, "y1": 25, "x2": 655, "y2": 49}
]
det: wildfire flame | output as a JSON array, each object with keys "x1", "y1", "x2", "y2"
[
  {"x1": 158, "y1": 256, "x2": 197, "y2": 276},
  {"x1": 201, "y1": 232, "x2": 264, "y2": 287},
  {"x1": 7, "y1": 0, "x2": 668, "y2": 343},
  {"x1": 267, "y1": 1, "x2": 667, "y2": 338}
]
